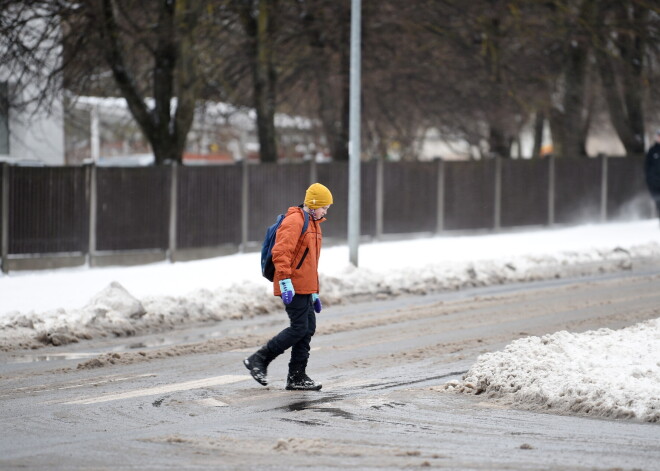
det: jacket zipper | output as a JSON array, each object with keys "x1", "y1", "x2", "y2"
[{"x1": 296, "y1": 248, "x2": 309, "y2": 269}]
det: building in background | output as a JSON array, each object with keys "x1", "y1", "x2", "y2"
[
  {"x1": 66, "y1": 96, "x2": 324, "y2": 166},
  {"x1": 0, "y1": 81, "x2": 64, "y2": 165},
  {"x1": 0, "y1": 8, "x2": 64, "y2": 166}
]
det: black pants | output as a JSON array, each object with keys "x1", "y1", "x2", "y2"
[
  {"x1": 651, "y1": 190, "x2": 660, "y2": 218},
  {"x1": 266, "y1": 294, "x2": 316, "y2": 372}
]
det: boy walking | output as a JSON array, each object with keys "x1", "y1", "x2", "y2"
[{"x1": 244, "y1": 183, "x2": 333, "y2": 390}]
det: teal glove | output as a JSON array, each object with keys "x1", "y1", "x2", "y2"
[
  {"x1": 279, "y1": 278, "x2": 295, "y2": 305},
  {"x1": 312, "y1": 293, "x2": 322, "y2": 313}
]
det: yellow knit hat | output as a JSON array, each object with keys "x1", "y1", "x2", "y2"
[{"x1": 304, "y1": 183, "x2": 333, "y2": 209}]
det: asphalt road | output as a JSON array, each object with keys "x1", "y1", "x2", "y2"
[{"x1": 1, "y1": 269, "x2": 660, "y2": 470}]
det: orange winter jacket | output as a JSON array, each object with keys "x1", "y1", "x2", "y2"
[{"x1": 272, "y1": 206, "x2": 325, "y2": 296}]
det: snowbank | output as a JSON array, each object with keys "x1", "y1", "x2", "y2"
[
  {"x1": 2, "y1": 220, "x2": 660, "y2": 350},
  {"x1": 1, "y1": 280, "x2": 283, "y2": 350},
  {"x1": 1, "y1": 240, "x2": 656, "y2": 350},
  {"x1": 443, "y1": 317, "x2": 660, "y2": 423}
]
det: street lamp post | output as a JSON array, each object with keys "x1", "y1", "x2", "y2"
[{"x1": 348, "y1": 0, "x2": 361, "y2": 267}]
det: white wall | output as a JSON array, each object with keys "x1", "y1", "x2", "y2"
[
  {"x1": 4, "y1": 86, "x2": 65, "y2": 165},
  {"x1": 0, "y1": 8, "x2": 65, "y2": 165}
]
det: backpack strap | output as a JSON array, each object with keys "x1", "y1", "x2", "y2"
[
  {"x1": 300, "y1": 208, "x2": 310, "y2": 235},
  {"x1": 283, "y1": 209, "x2": 309, "y2": 271}
]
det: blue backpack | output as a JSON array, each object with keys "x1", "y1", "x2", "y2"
[{"x1": 261, "y1": 209, "x2": 310, "y2": 282}]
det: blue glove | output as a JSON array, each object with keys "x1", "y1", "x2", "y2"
[
  {"x1": 312, "y1": 293, "x2": 322, "y2": 313},
  {"x1": 279, "y1": 278, "x2": 295, "y2": 305}
]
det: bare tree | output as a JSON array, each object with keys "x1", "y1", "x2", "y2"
[
  {"x1": 87, "y1": 0, "x2": 204, "y2": 164},
  {"x1": 2, "y1": 0, "x2": 208, "y2": 165},
  {"x1": 4, "y1": 0, "x2": 660, "y2": 165},
  {"x1": 542, "y1": 0, "x2": 594, "y2": 158},
  {"x1": 277, "y1": 0, "x2": 351, "y2": 162},
  {"x1": 593, "y1": 0, "x2": 651, "y2": 155},
  {"x1": 398, "y1": 0, "x2": 535, "y2": 158},
  {"x1": 0, "y1": 1, "x2": 64, "y2": 113},
  {"x1": 228, "y1": 0, "x2": 280, "y2": 163}
]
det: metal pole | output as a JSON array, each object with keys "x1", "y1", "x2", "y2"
[
  {"x1": 375, "y1": 158, "x2": 384, "y2": 240},
  {"x1": 548, "y1": 155, "x2": 555, "y2": 225},
  {"x1": 600, "y1": 155, "x2": 608, "y2": 222},
  {"x1": 168, "y1": 162, "x2": 178, "y2": 262},
  {"x1": 494, "y1": 157, "x2": 502, "y2": 230},
  {"x1": 88, "y1": 105, "x2": 100, "y2": 265},
  {"x1": 90, "y1": 105, "x2": 100, "y2": 162},
  {"x1": 87, "y1": 163, "x2": 97, "y2": 267},
  {"x1": 348, "y1": 0, "x2": 361, "y2": 266},
  {"x1": 436, "y1": 159, "x2": 445, "y2": 234},
  {"x1": 1, "y1": 163, "x2": 9, "y2": 274},
  {"x1": 241, "y1": 154, "x2": 249, "y2": 250}
]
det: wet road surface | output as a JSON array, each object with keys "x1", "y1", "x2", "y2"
[{"x1": 1, "y1": 269, "x2": 659, "y2": 470}]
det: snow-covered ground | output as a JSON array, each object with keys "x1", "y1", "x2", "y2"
[{"x1": 1, "y1": 219, "x2": 659, "y2": 421}]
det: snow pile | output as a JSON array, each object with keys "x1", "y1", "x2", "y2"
[
  {"x1": 443, "y1": 317, "x2": 660, "y2": 422},
  {"x1": 1, "y1": 242, "x2": 655, "y2": 350},
  {"x1": 1, "y1": 220, "x2": 659, "y2": 351},
  {"x1": 321, "y1": 245, "x2": 640, "y2": 301},
  {"x1": 0, "y1": 280, "x2": 283, "y2": 350}
]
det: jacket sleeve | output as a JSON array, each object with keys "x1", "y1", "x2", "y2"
[{"x1": 271, "y1": 212, "x2": 304, "y2": 280}]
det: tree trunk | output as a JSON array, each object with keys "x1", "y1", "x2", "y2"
[
  {"x1": 253, "y1": 0, "x2": 278, "y2": 163},
  {"x1": 98, "y1": 0, "x2": 200, "y2": 165},
  {"x1": 489, "y1": 124, "x2": 510, "y2": 158},
  {"x1": 237, "y1": 0, "x2": 279, "y2": 163},
  {"x1": 316, "y1": 70, "x2": 347, "y2": 162},
  {"x1": 549, "y1": 0, "x2": 594, "y2": 158},
  {"x1": 594, "y1": 1, "x2": 646, "y2": 155},
  {"x1": 302, "y1": 2, "x2": 349, "y2": 162},
  {"x1": 173, "y1": 0, "x2": 202, "y2": 160},
  {"x1": 548, "y1": 107, "x2": 565, "y2": 158},
  {"x1": 561, "y1": 38, "x2": 589, "y2": 157},
  {"x1": 532, "y1": 111, "x2": 544, "y2": 159},
  {"x1": 482, "y1": 15, "x2": 513, "y2": 159}
]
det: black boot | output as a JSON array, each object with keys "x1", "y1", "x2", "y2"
[
  {"x1": 286, "y1": 370, "x2": 322, "y2": 391},
  {"x1": 244, "y1": 345, "x2": 274, "y2": 386}
]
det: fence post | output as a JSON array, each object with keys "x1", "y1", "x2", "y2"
[
  {"x1": 86, "y1": 163, "x2": 97, "y2": 267},
  {"x1": 375, "y1": 158, "x2": 384, "y2": 240},
  {"x1": 436, "y1": 158, "x2": 445, "y2": 234},
  {"x1": 548, "y1": 155, "x2": 555, "y2": 225},
  {"x1": 600, "y1": 155, "x2": 608, "y2": 222},
  {"x1": 90, "y1": 104, "x2": 101, "y2": 162},
  {"x1": 168, "y1": 161, "x2": 178, "y2": 262},
  {"x1": 240, "y1": 158, "x2": 249, "y2": 250},
  {"x1": 494, "y1": 157, "x2": 502, "y2": 230},
  {"x1": 1, "y1": 163, "x2": 9, "y2": 274}
]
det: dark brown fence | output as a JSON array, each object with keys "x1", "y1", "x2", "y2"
[
  {"x1": 95, "y1": 167, "x2": 171, "y2": 251},
  {"x1": 247, "y1": 163, "x2": 311, "y2": 242},
  {"x1": 607, "y1": 156, "x2": 648, "y2": 219},
  {"x1": 500, "y1": 159, "x2": 550, "y2": 228},
  {"x1": 176, "y1": 165, "x2": 243, "y2": 249},
  {"x1": 317, "y1": 161, "x2": 350, "y2": 238},
  {"x1": 383, "y1": 161, "x2": 438, "y2": 234},
  {"x1": 554, "y1": 158, "x2": 603, "y2": 224},
  {"x1": 444, "y1": 160, "x2": 497, "y2": 230},
  {"x1": 0, "y1": 156, "x2": 654, "y2": 272},
  {"x1": 8, "y1": 166, "x2": 89, "y2": 255}
]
